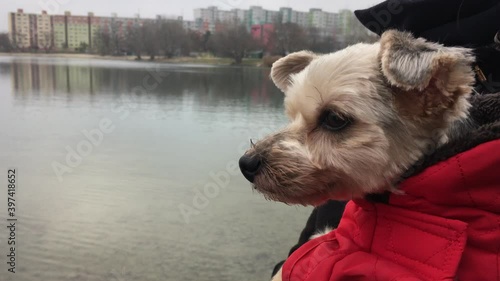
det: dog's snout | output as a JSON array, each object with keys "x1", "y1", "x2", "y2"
[{"x1": 239, "y1": 154, "x2": 262, "y2": 183}]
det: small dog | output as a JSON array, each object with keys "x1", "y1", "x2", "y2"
[{"x1": 239, "y1": 30, "x2": 475, "y2": 205}]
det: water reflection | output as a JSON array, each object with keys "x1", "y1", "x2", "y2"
[
  {"x1": 0, "y1": 56, "x2": 309, "y2": 281},
  {"x1": 3, "y1": 57, "x2": 284, "y2": 110}
]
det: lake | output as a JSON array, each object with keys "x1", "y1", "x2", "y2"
[{"x1": 0, "y1": 55, "x2": 311, "y2": 281}]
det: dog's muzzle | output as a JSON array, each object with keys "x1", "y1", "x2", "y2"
[{"x1": 239, "y1": 154, "x2": 262, "y2": 183}]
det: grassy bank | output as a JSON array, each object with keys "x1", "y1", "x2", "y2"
[
  {"x1": 0, "y1": 52, "x2": 264, "y2": 67},
  {"x1": 165, "y1": 56, "x2": 262, "y2": 66}
]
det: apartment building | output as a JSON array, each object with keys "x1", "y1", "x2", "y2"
[
  {"x1": 295, "y1": 11, "x2": 309, "y2": 26},
  {"x1": 36, "y1": 11, "x2": 53, "y2": 49},
  {"x1": 7, "y1": 6, "x2": 366, "y2": 51},
  {"x1": 193, "y1": 6, "x2": 350, "y2": 38},
  {"x1": 182, "y1": 20, "x2": 199, "y2": 30},
  {"x1": 52, "y1": 15, "x2": 66, "y2": 49},
  {"x1": 265, "y1": 10, "x2": 280, "y2": 24},
  {"x1": 217, "y1": 10, "x2": 234, "y2": 22},
  {"x1": 51, "y1": 12, "x2": 94, "y2": 50},
  {"x1": 234, "y1": 9, "x2": 249, "y2": 23},
  {"x1": 66, "y1": 12, "x2": 90, "y2": 49},
  {"x1": 8, "y1": 9, "x2": 33, "y2": 48},
  {"x1": 194, "y1": 6, "x2": 255, "y2": 32},
  {"x1": 336, "y1": 9, "x2": 353, "y2": 36},
  {"x1": 8, "y1": 9, "x2": 152, "y2": 51},
  {"x1": 249, "y1": 6, "x2": 266, "y2": 25},
  {"x1": 308, "y1": 8, "x2": 337, "y2": 37},
  {"x1": 279, "y1": 8, "x2": 293, "y2": 23},
  {"x1": 194, "y1": 6, "x2": 218, "y2": 24}
]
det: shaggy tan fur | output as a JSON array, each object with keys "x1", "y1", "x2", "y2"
[
  {"x1": 271, "y1": 51, "x2": 317, "y2": 92},
  {"x1": 242, "y1": 30, "x2": 475, "y2": 206}
]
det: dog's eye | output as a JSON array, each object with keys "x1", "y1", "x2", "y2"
[{"x1": 322, "y1": 111, "x2": 351, "y2": 131}]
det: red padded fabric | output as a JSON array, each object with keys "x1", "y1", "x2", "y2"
[{"x1": 282, "y1": 140, "x2": 500, "y2": 281}]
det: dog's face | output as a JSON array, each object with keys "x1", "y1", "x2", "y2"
[{"x1": 239, "y1": 30, "x2": 475, "y2": 205}]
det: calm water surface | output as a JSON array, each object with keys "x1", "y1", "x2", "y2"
[{"x1": 0, "y1": 56, "x2": 311, "y2": 281}]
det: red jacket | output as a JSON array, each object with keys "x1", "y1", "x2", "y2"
[{"x1": 282, "y1": 139, "x2": 500, "y2": 281}]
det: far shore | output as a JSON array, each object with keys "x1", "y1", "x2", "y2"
[{"x1": 0, "y1": 52, "x2": 265, "y2": 67}]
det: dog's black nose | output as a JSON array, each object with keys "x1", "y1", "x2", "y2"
[{"x1": 239, "y1": 154, "x2": 262, "y2": 183}]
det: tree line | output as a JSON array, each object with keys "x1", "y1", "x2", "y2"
[
  {"x1": 94, "y1": 17, "x2": 375, "y2": 64},
  {"x1": 93, "y1": 19, "x2": 194, "y2": 60},
  {"x1": 0, "y1": 33, "x2": 13, "y2": 52},
  {"x1": 0, "y1": 16, "x2": 377, "y2": 65}
]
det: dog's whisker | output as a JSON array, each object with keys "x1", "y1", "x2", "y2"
[{"x1": 250, "y1": 139, "x2": 256, "y2": 148}]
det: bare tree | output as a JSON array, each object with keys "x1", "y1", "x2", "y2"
[
  {"x1": 93, "y1": 28, "x2": 112, "y2": 55},
  {"x1": 126, "y1": 25, "x2": 144, "y2": 60},
  {"x1": 185, "y1": 30, "x2": 202, "y2": 53},
  {"x1": 39, "y1": 31, "x2": 54, "y2": 53},
  {"x1": 345, "y1": 24, "x2": 378, "y2": 46},
  {"x1": 210, "y1": 23, "x2": 257, "y2": 64},
  {"x1": 10, "y1": 31, "x2": 28, "y2": 51},
  {"x1": 313, "y1": 36, "x2": 338, "y2": 53},
  {"x1": 337, "y1": 13, "x2": 378, "y2": 48},
  {"x1": 142, "y1": 21, "x2": 161, "y2": 60},
  {"x1": 269, "y1": 18, "x2": 308, "y2": 55},
  {"x1": 77, "y1": 42, "x2": 88, "y2": 53},
  {"x1": 159, "y1": 19, "x2": 187, "y2": 58},
  {"x1": 0, "y1": 33, "x2": 13, "y2": 52},
  {"x1": 202, "y1": 31, "x2": 211, "y2": 52},
  {"x1": 109, "y1": 21, "x2": 124, "y2": 55},
  {"x1": 307, "y1": 27, "x2": 338, "y2": 53}
]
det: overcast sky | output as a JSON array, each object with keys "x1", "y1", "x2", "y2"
[{"x1": 1, "y1": 0, "x2": 382, "y2": 32}]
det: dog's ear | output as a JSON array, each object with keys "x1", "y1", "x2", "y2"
[
  {"x1": 271, "y1": 51, "x2": 317, "y2": 92},
  {"x1": 379, "y1": 30, "x2": 475, "y2": 120},
  {"x1": 379, "y1": 30, "x2": 475, "y2": 91}
]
